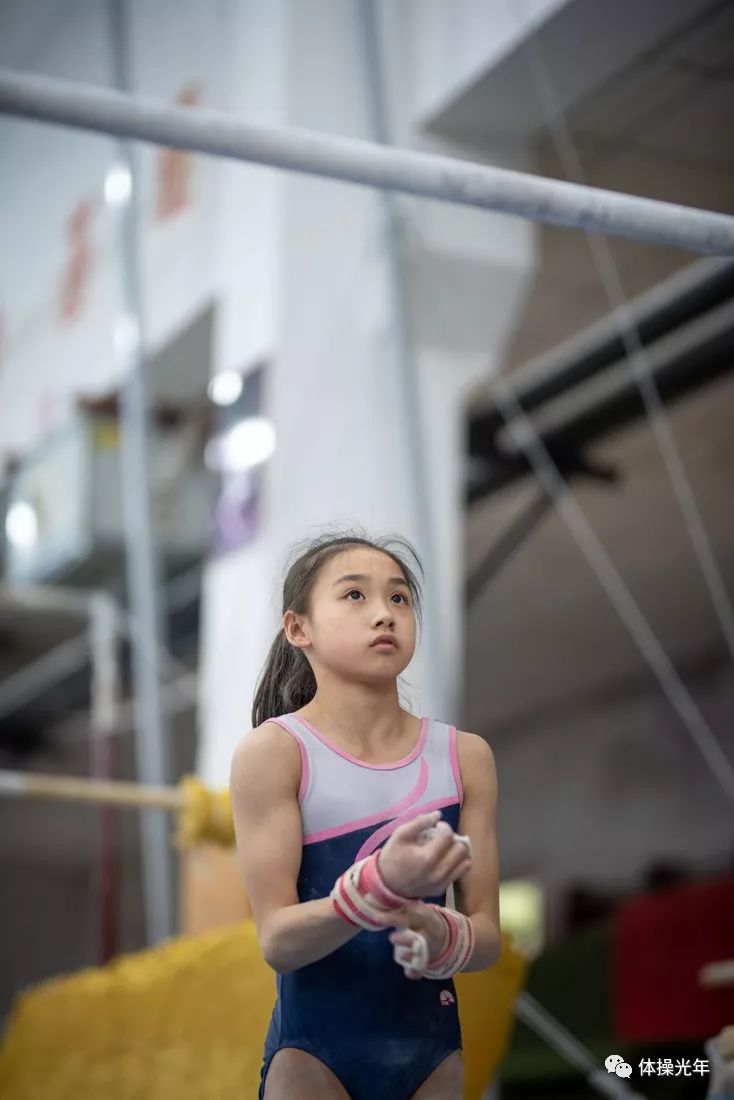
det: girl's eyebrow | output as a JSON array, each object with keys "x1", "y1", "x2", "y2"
[{"x1": 332, "y1": 573, "x2": 409, "y2": 589}]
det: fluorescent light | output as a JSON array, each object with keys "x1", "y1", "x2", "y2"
[
  {"x1": 207, "y1": 371, "x2": 244, "y2": 407},
  {"x1": 104, "y1": 163, "x2": 132, "y2": 207},
  {"x1": 6, "y1": 501, "x2": 38, "y2": 550},
  {"x1": 205, "y1": 416, "x2": 276, "y2": 472}
]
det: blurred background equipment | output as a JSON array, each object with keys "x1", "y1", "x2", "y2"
[
  {"x1": 3, "y1": 398, "x2": 211, "y2": 587},
  {"x1": 1, "y1": 0, "x2": 733, "y2": 1097}
]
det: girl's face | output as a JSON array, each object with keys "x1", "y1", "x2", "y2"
[{"x1": 288, "y1": 547, "x2": 417, "y2": 683}]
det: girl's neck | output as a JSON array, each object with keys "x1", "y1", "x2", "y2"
[{"x1": 297, "y1": 682, "x2": 414, "y2": 755}]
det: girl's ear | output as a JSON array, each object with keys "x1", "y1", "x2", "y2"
[{"x1": 284, "y1": 609, "x2": 310, "y2": 650}]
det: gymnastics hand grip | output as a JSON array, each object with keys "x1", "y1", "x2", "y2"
[
  {"x1": 393, "y1": 929, "x2": 429, "y2": 976},
  {"x1": 394, "y1": 908, "x2": 474, "y2": 980},
  {"x1": 330, "y1": 851, "x2": 415, "y2": 931}
]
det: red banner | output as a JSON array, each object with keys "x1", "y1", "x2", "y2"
[
  {"x1": 156, "y1": 84, "x2": 201, "y2": 220},
  {"x1": 59, "y1": 199, "x2": 94, "y2": 323}
]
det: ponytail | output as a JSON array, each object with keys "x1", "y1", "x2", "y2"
[{"x1": 251, "y1": 627, "x2": 316, "y2": 728}]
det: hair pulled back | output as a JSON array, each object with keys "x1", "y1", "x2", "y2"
[{"x1": 251, "y1": 527, "x2": 423, "y2": 727}]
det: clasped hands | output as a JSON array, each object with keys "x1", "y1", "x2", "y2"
[
  {"x1": 384, "y1": 817, "x2": 473, "y2": 980},
  {"x1": 389, "y1": 900, "x2": 449, "y2": 980}
]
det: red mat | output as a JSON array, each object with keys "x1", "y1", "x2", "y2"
[{"x1": 613, "y1": 874, "x2": 734, "y2": 1041}]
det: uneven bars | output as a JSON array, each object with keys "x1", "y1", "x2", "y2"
[
  {"x1": 0, "y1": 69, "x2": 733, "y2": 255},
  {"x1": 0, "y1": 769, "x2": 182, "y2": 812}
]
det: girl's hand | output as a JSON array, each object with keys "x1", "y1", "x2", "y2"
[
  {"x1": 379, "y1": 811, "x2": 472, "y2": 898},
  {"x1": 389, "y1": 901, "x2": 449, "y2": 979}
]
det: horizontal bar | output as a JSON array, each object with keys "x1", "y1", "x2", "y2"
[
  {"x1": 1, "y1": 69, "x2": 733, "y2": 255},
  {"x1": 0, "y1": 768, "x2": 182, "y2": 811}
]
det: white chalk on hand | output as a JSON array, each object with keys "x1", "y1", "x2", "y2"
[
  {"x1": 394, "y1": 929, "x2": 428, "y2": 976},
  {"x1": 417, "y1": 824, "x2": 473, "y2": 858}
]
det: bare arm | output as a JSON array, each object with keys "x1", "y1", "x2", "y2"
[
  {"x1": 229, "y1": 722, "x2": 360, "y2": 974},
  {"x1": 454, "y1": 731, "x2": 502, "y2": 971}
]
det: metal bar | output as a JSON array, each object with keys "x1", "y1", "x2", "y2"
[
  {"x1": 0, "y1": 768, "x2": 182, "y2": 811},
  {"x1": 89, "y1": 593, "x2": 121, "y2": 964},
  {"x1": 496, "y1": 299, "x2": 734, "y2": 455},
  {"x1": 0, "y1": 633, "x2": 90, "y2": 721},
  {"x1": 0, "y1": 582, "x2": 98, "y2": 616},
  {"x1": 109, "y1": 0, "x2": 173, "y2": 945},
  {"x1": 0, "y1": 568, "x2": 199, "y2": 726},
  {"x1": 475, "y1": 258, "x2": 734, "y2": 439},
  {"x1": 56, "y1": 668, "x2": 199, "y2": 747},
  {"x1": 468, "y1": 299, "x2": 733, "y2": 497},
  {"x1": 0, "y1": 69, "x2": 733, "y2": 254}
]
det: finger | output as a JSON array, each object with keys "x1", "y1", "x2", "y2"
[
  {"x1": 438, "y1": 859, "x2": 472, "y2": 891},
  {"x1": 423, "y1": 820, "x2": 460, "y2": 857},
  {"x1": 458, "y1": 833, "x2": 473, "y2": 857},
  {"x1": 394, "y1": 930, "x2": 428, "y2": 973},
  {"x1": 395, "y1": 811, "x2": 442, "y2": 842},
  {"x1": 389, "y1": 931, "x2": 413, "y2": 945},
  {"x1": 441, "y1": 835, "x2": 474, "y2": 868},
  {"x1": 434, "y1": 848, "x2": 473, "y2": 888}
]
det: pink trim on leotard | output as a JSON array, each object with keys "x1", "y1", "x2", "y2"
[
  {"x1": 303, "y1": 758, "x2": 429, "y2": 846},
  {"x1": 268, "y1": 717, "x2": 310, "y2": 803},
  {"x1": 354, "y1": 795, "x2": 460, "y2": 861},
  {"x1": 296, "y1": 715, "x2": 428, "y2": 771},
  {"x1": 449, "y1": 725, "x2": 463, "y2": 807}
]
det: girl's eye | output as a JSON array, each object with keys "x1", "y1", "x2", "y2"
[{"x1": 344, "y1": 590, "x2": 409, "y2": 604}]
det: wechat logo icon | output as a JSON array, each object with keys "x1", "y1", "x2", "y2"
[{"x1": 606, "y1": 1054, "x2": 633, "y2": 1078}]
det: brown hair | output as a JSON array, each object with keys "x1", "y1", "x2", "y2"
[{"x1": 251, "y1": 527, "x2": 423, "y2": 727}]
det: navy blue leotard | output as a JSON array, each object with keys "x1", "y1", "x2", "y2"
[{"x1": 258, "y1": 712, "x2": 465, "y2": 1100}]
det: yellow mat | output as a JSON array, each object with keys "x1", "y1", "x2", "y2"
[{"x1": 0, "y1": 924, "x2": 526, "y2": 1099}]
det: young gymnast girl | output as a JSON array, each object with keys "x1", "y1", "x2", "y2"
[{"x1": 230, "y1": 531, "x2": 500, "y2": 1099}]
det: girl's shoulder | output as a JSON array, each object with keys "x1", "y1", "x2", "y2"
[
  {"x1": 231, "y1": 719, "x2": 303, "y2": 780},
  {"x1": 453, "y1": 727, "x2": 495, "y2": 767}
]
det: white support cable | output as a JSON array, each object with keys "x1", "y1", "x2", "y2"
[
  {"x1": 0, "y1": 69, "x2": 733, "y2": 254},
  {"x1": 512, "y1": 7, "x2": 734, "y2": 669},
  {"x1": 515, "y1": 993, "x2": 648, "y2": 1099},
  {"x1": 494, "y1": 378, "x2": 734, "y2": 808}
]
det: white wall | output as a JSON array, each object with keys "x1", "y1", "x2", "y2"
[
  {"x1": 402, "y1": 0, "x2": 570, "y2": 125},
  {"x1": 199, "y1": 0, "x2": 436, "y2": 781},
  {"x1": 197, "y1": 0, "x2": 288, "y2": 784},
  {"x1": 0, "y1": 0, "x2": 228, "y2": 458},
  {"x1": 496, "y1": 660, "x2": 734, "y2": 936}
]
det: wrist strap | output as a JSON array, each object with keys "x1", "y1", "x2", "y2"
[
  {"x1": 330, "y1": 850, "x2": 415, "y2": 931},
  {"x1": 391, "y1": 908, "x2": 475, "y2": 980},
  {"x1": 422, "y1": 907, "x2": 474, "y2": 978}
]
